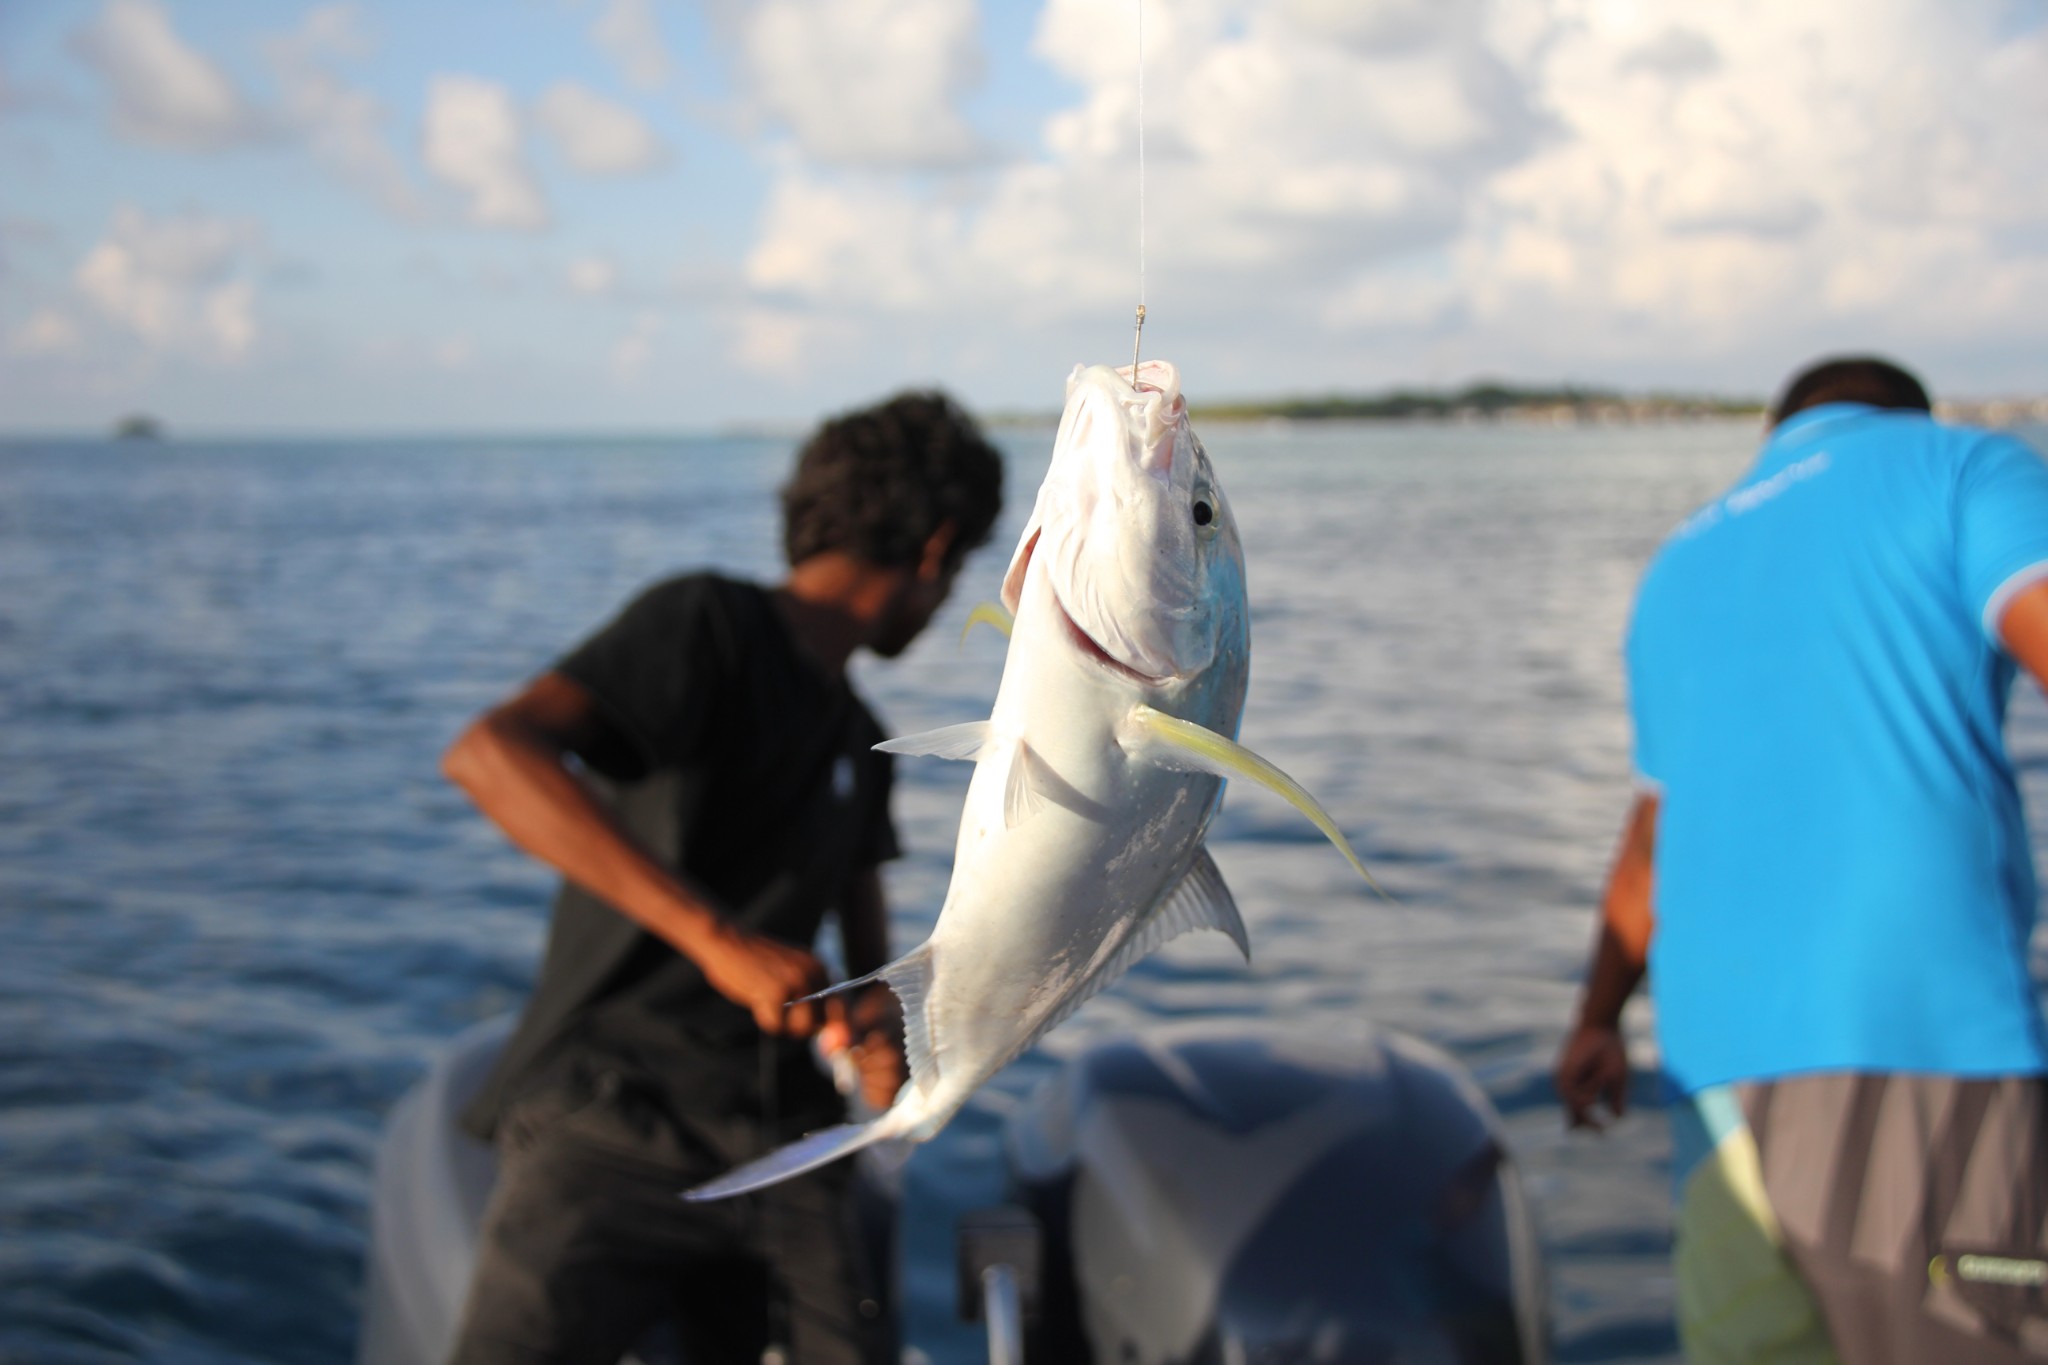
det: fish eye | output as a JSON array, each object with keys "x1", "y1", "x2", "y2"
[{"x1": 1192, "y1": 499, "x2": 1214, "y2": 527}]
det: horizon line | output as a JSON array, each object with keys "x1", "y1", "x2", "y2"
[{"x1": 5, "y1": 387, "x2": 2045, "y2": 445}]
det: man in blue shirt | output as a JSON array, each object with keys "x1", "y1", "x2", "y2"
[{"x1": 1556, "y1": 357, "x2": 2048, "y2": 1362}]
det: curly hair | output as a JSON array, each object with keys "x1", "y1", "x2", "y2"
[
  {"x1": 1770, "y1": 356, "x2": 1931, "y2": 426},
  {"x1": 781, "y1": 390, "x2": 1005, "y2": 569}
]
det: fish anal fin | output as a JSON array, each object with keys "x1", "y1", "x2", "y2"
[
  {"x1": 1118, "y1": 705, "x2": 1388, "y2": 899},
  {"x1": 799, "y1": 943, "x2": 941, "y2": 1100},
  {"x1": 877, "y1": 941, "x2": 939, "y2": 1101},
  {"x1": 875, "y1": 721, "x2": 992, "y2": 762},
  {"x1": 1003, "y1": 740, "x2": 1048, "y2": 829}
]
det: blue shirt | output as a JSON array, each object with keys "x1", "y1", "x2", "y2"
[{"x1": 1628, "y1": 404, "x2": 2048, "y2": 1093}]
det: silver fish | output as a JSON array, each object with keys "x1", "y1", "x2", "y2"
[{"x1": 687, "y1": 360, "x2": 1373, "y2": 1200}]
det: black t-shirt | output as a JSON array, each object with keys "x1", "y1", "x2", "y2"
[{"x1": 461, "y1": 573, "x2": 899, "y2": 1139}]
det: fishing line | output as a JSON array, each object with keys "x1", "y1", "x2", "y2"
[
  {"x1": 757, "y1": 1031, "x2": 792, "y2": 1360},
  {"x1": 1130, "y1": 0, "x2": 1147, "y2": 380}
]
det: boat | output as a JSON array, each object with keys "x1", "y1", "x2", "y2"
[
  {"x1": 358, "y1": 1017, "x2": 1548, "y2": 1363},
  {"x1": 356, "y1": 1016, "x2": 523, "y2": 1365},
  {"x1": 354, "y1": 1015, "x2": 896, "y2": 1365}
]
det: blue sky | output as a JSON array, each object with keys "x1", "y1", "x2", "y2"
[{"x1": 2, "y1": 0, "x2": 2044, "y2": 433}]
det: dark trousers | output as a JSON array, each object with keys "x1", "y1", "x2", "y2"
[{"x1": 447, "y1": 1066, "x2": 887, "y2": 1365}]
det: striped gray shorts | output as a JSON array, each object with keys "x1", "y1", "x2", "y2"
[{"x1": 1740, "y1": 1073, "x2": 2048, "y2": 1361}]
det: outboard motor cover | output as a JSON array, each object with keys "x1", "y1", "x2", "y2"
[{"x1": 1002, "y1": 1024, "x2": 1547, "y2": 1364}]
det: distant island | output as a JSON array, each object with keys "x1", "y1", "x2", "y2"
[
  {"x1": 985, "y1": 381, "x2": 1764, "y2": 428},
  {"x1": 1188, "y1": 382, "x2": 1761, "y2": 425},
  {"x1": 113, "y1": 414, "x2": 165, "y2": 441},
  {"x1": 989, "y1": 382, "x2": 2048, "y2": 430}
]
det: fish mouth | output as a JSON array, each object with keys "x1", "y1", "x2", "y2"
[
  {"x1": 1012, "y1": 512, "x2": 1177, "y2": 687},
  {"x1": 1052, "y1": 585, "x2": 1174, "y2": 686}
]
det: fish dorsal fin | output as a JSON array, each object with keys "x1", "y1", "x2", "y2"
[
  {"x1": 1004, "y1": 740, "x2": 1048, "y2": 828},
  {"x1": 1118, "y1": 704, "x2": 1388, "y2": 898},
  {"x1": 875, "y1": 721, "x2": 993, "y2": 762},
  {"x1": 958, "y1": 601, "x2": 1014, "y2": 645},
  {"x1": 1013, "y1": 846, "x2": 1249, "y2": 1056}
]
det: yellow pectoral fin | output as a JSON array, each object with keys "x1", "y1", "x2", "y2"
[
  {"x1": 959, "y1": 601, "x2": 1014, "y2": 647},
  {"x1": 1122, "y1": 705, "x2": 1388, "y2": 899}
]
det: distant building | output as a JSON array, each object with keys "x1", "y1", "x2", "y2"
[{"x1": 1936, "y1": 397, "x2": 2048, "y2": 429}]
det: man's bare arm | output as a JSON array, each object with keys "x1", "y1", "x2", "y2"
[
  {"x1": 1555, "y1": 793, "x2": 1658, "y2": 1131},
  {"x1": 441, "y1": 671, "x2": 829, "y2": 1035},
  {"x1": 1999, "y1": 578, "x2": 2048, "y2": 693}
]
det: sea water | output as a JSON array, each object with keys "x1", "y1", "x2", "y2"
[{"x1": 4, "y1": 421, "x2": 2045, "y2": 1364}]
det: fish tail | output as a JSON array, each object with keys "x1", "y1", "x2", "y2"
[{"x1": 682, "y1": 1117, "x2": 902, "y2": 1202}]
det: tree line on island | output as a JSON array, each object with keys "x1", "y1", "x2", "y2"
[
  {"x1": 984, "y1": 381, "x2": 1767, "y2": 428},
  {"x1": 1186, "y1": 382, "x2": 1764, "y2": 424}
]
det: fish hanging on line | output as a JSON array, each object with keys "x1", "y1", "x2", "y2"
[{"x1": 685, "y1": 359, "x2": 1376, "y2": 1201}]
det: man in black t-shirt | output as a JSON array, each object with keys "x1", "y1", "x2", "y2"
[{"x1": 439, "y1": 393, "x2": 1003, "y2": 1365}]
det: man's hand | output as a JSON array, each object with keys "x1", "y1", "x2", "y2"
[
  {"x1": 1556, "y1": 797, "x2": 1656, "y2": 1134},
  {"x1": 818, "y1": 983, "x2": 907, "y2": 1111},
  {"x1": 1555, "y1": 1021, "x2": 1632, "y2": 1131},
  {"x1": 696, "y1": 925, "x2": 831, "y2": 1036}
]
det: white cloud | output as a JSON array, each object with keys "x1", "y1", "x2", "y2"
[
  {"x1": 70, "y1": 0, "x2": 259, "y2": 149},
  {"x1": 727, "y1": 0, "x2": 987, "y2": 169},
  {"x1": 266, "y1": 6, "x2": 424, "y2": 220},
  {"x1": 1449, "y1": 0, "x2": 2048, "y2": 370},
  {"x1": 1617, "y1": 26, "x2": 1723, "y2": 81},
  {"x1": 535, "y1": 82, "x2": 667, "y2": 176},
  {"x1": 67, "y1": 3, "x2": 423, "y2": 219},
  {"x1": 202, "y1": 278, "x2": 255, "y2": 358},
  {"x1": 612, "y1": 310, "x2": 663, "y2": 383},
  {"x1": 422, "y1": 76, "x2": 548, "y2": 230},
  {"x1": 739, "y1": 0, "x2": 1536, "y2": 343},
  {"x1": 1279, "y1": 0, "x2": 1489, "y2": 55},
  {"x1": 747, "y1": 177, "x2": 968, "y2": 311},
  {"x1": 566, "y1": 254, "x2": 617, "y2": 296},
  {"x1": 1319, "y1": 270, "x2": 1461, "y2": 332},
  {"x1": 0, "y1": 54, "x2": 58, "y2": 116},
  {"x1": 593, "y1": 0, "x2": 673, "y2": 92},
  {"x1": 73, "y1": 205, "x2": 263, "y2": 360},
  {"x1": 731, "y1": 0, "x2": 2048, "y2": 389},
  {"x1": 733, "y1": 306, "x2": 819, "y2": 375},
  {"x1": 7, "y1": 309, "x2": 85, "y2": 357}
]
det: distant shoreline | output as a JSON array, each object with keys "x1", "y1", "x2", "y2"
[
  {"x1": 988, "y1": 383, "x2": 2048, "y2": 431},
  {"x1": 1201, "y1": 383, "x2": 1762, "y2": 425},
  {"x1": 985, "y1": 382, "x2": 1759, "y2": 428},
  {"x1": 2, "y1": 388, "x2": 2042, "y2": 444}
]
